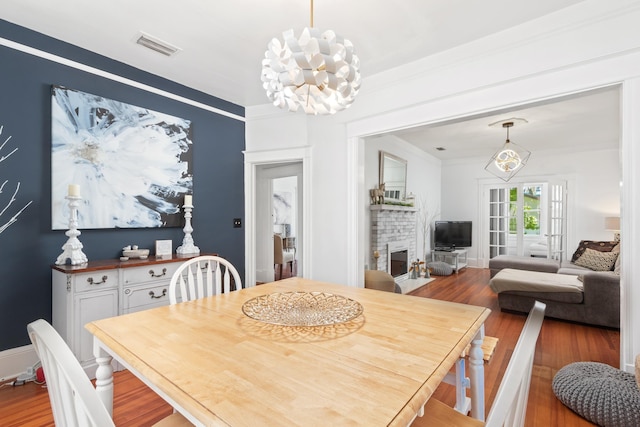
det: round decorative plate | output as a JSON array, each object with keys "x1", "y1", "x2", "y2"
[{"x1": 241, "y1": 291, "x2": 363, "y2": 326}]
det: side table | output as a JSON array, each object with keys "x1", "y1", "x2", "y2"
[{"x1": 431, "y1": 249, "x2": 468, "y2": 273}]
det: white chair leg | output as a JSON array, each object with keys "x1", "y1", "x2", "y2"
[{"x1": 454, "y1": 358, "x2": 472, "y2": 415}]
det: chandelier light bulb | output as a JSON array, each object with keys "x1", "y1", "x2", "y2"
[
  {"x1": 485, "y1": 121, "x2": 531, "y2": 181},
  {"x1": 260, "y1": 1, "x2": 361, "y2": 115},
  {"x1": 494, "y1": 145, "x2": 522, "y2": 172}
]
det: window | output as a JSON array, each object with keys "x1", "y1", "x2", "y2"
[{"x1": 510, "y1": 185, "x2": 543, "y2": 236}]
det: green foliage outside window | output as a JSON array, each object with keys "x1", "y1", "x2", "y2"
[{"x1": 509, "y1": 187, "x2": 541, "y2": 235}]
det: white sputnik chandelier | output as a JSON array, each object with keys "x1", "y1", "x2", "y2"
[
  {"x1": 485, "y1": 120, "x2": 531, "y2": 182},
  {"x1": 261, "y1": 0, "x2": 361, "y2": 115}
]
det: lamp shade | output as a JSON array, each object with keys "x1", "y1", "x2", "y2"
[
  {"x1": 605, "y1": 216, "x2": 620, "y2": 230},
  {"x1": 261, "y1": 27, "x2": 361, "y2": 115}
]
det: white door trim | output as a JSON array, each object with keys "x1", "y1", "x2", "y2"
[{"x1": 244, "y1": 147, "x2": 312, "y2": 288}]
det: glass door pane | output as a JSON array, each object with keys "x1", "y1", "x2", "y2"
[
  {"x1": 548, "y1": 181, "x2": 567, "y2": 260},
  {"x1": 488, "y1": 188, "x2": 509, "y2": 258}
]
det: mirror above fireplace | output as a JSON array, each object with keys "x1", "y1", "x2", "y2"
[{"x1": 379, "y1": 151, "x2": 407, "y2": 202}]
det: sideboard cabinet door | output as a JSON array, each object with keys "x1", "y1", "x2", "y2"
[{"x1": 52, "y1": 269, "x2": 119, "y2": 378}]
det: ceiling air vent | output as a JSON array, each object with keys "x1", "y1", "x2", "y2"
[{"x1": 135, "y1": 32, "x2": 181, "y2": 56}]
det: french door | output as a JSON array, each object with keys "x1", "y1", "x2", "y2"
[
  {"x1": 488, "y1": 187, "x2": 510, "y2": 258},
  {"x1": 547, "y1": 181, "x2": 567, "y2": 260},
  {"x1": 486, "y1": 181, "x2": 565, "y2": 259}
]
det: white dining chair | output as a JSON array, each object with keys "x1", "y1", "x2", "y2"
[
  {"x1": 411, "y1": 300, "x2": 546, "y2": 427},
  {"x1": 169, "y1": 255, "x2": 243, "y2": 304},
  {"x1": 27, "y1": 319, "x2": 191, "y2": 427}
]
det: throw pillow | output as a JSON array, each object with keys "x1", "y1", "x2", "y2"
[
  {"x1": 574, "y1": 248, "x2": 619, "y2": 271},
  {"x1": 571, "y1": 240, "x2": 618, "y2": 262}
]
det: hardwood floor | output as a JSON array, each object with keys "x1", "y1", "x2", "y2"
[
  {"x1": 0, "y1": 370, "x2": 174, "y2": 426},
  {"x1": 411, "y1": 268, "x2": 618, "y2": 426},
  {"x1": 0, "y1": 268, "x2": 617, "y2": 426}
]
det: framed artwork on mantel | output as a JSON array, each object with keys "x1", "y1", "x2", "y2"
[{"x1": 50, "y1": 85, "x2": 193, "y2": 230}]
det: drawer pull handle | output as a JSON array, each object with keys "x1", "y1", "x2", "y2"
[
  {"x1": 149, "y1": 289, "x2": 167, "y2": 299},
  {"x1": 148, "y1": 268, "x2": 167, "y2": 278},
  {"x1": 87, "y1": 275, "x2": 108, "y2": 285}
]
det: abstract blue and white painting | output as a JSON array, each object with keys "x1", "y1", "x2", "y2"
[{"x1": 51, "y1": 85, "x2": 193, "y2": 229}]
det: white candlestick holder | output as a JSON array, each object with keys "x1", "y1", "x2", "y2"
[
  {"x1": 55, "y1": 195, "x2": 88, "y2": 265},
  {"x1": 176, "y1": 203, "x2": 200, "y2": 255}
]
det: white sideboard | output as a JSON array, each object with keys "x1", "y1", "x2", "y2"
[{"x1": 51, "y1": 254, "x2": 205, "y2": 377}]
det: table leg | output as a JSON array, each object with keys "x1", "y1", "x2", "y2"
[
  {"x1": 468, "y1": 325, "x2": 485, "y2": 421},
  {"x1": 93, "y1": 338, "x2": 114, "y2": 416}
]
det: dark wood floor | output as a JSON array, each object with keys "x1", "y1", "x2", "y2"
[
  {"x1": 0, "y1": 267, "x2": 617, "y2": 426},
  {"x1": 411, "y1": 268, "x2": 618, "y2": 426}
]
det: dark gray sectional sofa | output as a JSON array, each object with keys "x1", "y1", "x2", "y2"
[{"x1": 488, "y1": 255, "x2": 620, "y2": 328}]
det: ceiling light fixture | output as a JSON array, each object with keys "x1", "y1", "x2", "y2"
[
  {"x1": 260, "y1": 0, "x2": 361, "y2": 115},
  {"x1": 484, "y1": 121, "x2": 531, "y2": 181}
]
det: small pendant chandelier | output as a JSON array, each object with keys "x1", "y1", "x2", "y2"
[
  {"x1": 484, "y1": 121, "x2": 531, "y2": 182},
  {"x1": 260, "y1": 0, "x2": 361, "y2": 115}
]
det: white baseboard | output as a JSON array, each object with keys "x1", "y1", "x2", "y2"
[{"x1": 0, "y1": 344, "x2": 39, "y2": 382}]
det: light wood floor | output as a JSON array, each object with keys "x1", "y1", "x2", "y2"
[{"x1": 0, "y1": 267, "x2": 617, "y2": 426}]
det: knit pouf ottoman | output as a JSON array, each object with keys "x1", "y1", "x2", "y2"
[
  {"x1": 552, "y1": 362, "x2": 640, "y2": 427},
  {"x1": 426, "y1": 261, "x2": 453, "y2": 276}
]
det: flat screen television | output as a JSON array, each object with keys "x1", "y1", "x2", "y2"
[{"x1": 434, "y1": 221, "x2": 472, "y2": 249}]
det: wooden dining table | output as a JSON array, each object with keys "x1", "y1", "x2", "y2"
[{"x1": 86, "y1": 277, "x2": 490, "y2": 426}]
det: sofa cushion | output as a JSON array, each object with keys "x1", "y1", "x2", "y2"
[
  {"x1": 614, "y1": 253, "x2": 621, "y2": 275},
  {"x1": 614, "y1": 243, "x2": 621, "y2": 275},
  {"x1": 557, "y1": 261, "x2": 593, "y2": 275},
  {"x1": 488, "y1": 255, "x2": 559, "y2": 274},
  {"x1": 574, "y1": 248, "x2": 619, "y2": 271},
  {"x1": 490, "y1": 268, "x2": 583, "y2": 294},
  {"x1": 571, "y1": 240, "x2": 619, "y2": 262}
]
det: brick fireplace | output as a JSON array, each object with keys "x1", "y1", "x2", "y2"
[{"x1": 370, "y1": 205, "x2": 417, "y2": 280}]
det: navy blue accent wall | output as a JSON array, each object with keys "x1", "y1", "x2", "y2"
[{"x1": 0, "y1": 20, "x2": 245, "y2": 351}]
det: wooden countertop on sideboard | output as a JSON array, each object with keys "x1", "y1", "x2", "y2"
[{"x1": 51, "y1": 253, "x2": 217, "y2": 274}]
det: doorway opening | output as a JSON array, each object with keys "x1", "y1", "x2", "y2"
[
  {"x1": 255, "y1": 162, "x2": 303, "y2": 284},
  {"x1": 244, "y1": 146, "x2": 311, "y2": 289}
]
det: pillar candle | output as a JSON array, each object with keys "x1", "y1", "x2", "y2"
[
  {"x1": 68, "y1": 184, "x2": 80, "y2": 197},
  {"x1": 184, "y1": 194, "x2": 193, "y2": 206}
]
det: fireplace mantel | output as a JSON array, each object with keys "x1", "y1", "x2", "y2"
[{"x1": 370, "y1": 204, "x2": 417, "y2": 212}]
